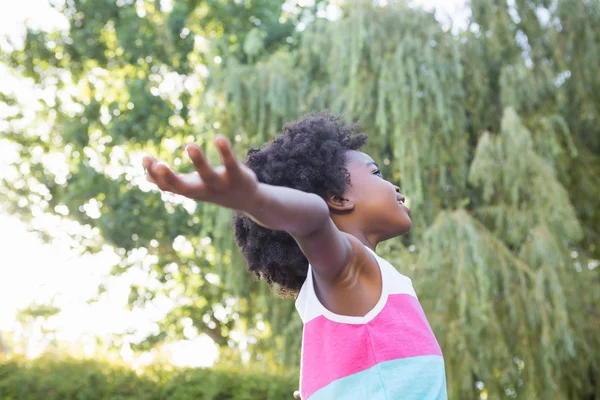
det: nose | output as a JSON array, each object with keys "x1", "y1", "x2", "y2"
[{"x1": 394, "y1": 186, "x2": 405, "y2": 202}]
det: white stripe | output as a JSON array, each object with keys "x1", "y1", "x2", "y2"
[{"x1": 295, "y1": 247, "x2": 416, "y2": 324}]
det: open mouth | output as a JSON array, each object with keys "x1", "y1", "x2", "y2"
[{"x1": 397, "y1": 197, "x2": 411, "y2": 212}]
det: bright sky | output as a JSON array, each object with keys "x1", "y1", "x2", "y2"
[{"x1": 0, "y1": 0, "x2": 467, "y2": 367}]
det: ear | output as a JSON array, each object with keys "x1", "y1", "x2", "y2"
[{"x1": 325, "y1": 191, "x2": 355, "y2": 212}]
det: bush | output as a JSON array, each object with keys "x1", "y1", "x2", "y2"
[{"x1": 0, "y1": 355, "x2": 297, "y2": 399}]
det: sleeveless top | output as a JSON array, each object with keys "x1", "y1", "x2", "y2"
[{"x1": 294, "y1": 246, "x2": 448, "y2": 400}]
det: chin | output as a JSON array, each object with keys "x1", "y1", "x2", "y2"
[
  {"x1": 396, "y1": 217, "x2": 411, "y2": 236},
  {"x1": 398, "y1": 224, "x2": 411, "y2": 236},
  {"x1": 381, "y1": 220, "x2": 411, "y2": 241},
  {"x1": 375, "y1": 212, "x2": 411, "y2": 240}
]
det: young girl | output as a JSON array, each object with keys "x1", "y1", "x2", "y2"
[{"x1": 142, "y1": 112, "x2": 447, "y2": 399}]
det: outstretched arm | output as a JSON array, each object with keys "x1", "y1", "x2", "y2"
[{"x1": 143, "y1": 136, "x2": 352, "y2": 282}]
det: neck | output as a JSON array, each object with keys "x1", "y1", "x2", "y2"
[{"x1": 331, "y1": 217, "x2": 379, "y2": 252}]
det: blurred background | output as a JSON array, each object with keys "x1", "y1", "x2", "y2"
[{"x1": 0, "y1": 0, "x2": 599, "y2": 398}]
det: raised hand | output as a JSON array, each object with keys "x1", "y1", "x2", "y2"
[{"x1": 142, "y1": 135, "x2": 259, "y2": 212}]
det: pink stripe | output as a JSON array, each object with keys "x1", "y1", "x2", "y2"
[{"x1": 300, "y1": 294, "x2": 442, "y2": 398}]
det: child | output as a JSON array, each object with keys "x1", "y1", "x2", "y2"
[{"x1": 143, "y1": 112, "x2": 447, "y2": 399}]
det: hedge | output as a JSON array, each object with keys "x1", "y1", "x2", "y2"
[{"x1": 0, "y1": 355, "x2": 298, "y2": 399}]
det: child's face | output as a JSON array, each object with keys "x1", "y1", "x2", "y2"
[{"x1": 343, "y1": 150, "x2": 412, "y2": 240}]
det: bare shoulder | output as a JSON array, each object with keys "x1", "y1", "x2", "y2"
[
  {"x1": 333, "y1": 233, "x2": 380, "y2": 287},
  {"x1": 307, "y1": 232, "x2": 383, "y2": 317},
  {"x1": 292, "y1": 216, "x2": 382, "y2": 316},
  {"x1": 293, "y1": 217, "x2": 352, "y2": 283}
]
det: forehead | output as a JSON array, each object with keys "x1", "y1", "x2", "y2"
[{"x1": 346, "y1": 150, "x2": 376, "y2": 167}]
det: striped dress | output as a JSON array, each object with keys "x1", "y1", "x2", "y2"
[{"x1": 295, "y1": 246, "x2": 447, "y2": 399}]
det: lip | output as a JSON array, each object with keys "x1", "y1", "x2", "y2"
[{"x1": 397, "y1": 200, "x2": 410, "y2": 215}]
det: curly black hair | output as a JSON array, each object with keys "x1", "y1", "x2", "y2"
[{"x1": 232, "y1": 111, "x2": 368, "y2": 297}]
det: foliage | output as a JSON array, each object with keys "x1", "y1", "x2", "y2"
[
  {"x1": 1, "y1": 0, "x2": 599, "y2": 398},
  {"x1": 0, "y1": 354, "x2": 297, "y2": 399}
]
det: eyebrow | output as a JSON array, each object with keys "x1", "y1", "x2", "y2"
[{"x1": 366, "y1": 161, "x2": 380, "y2": 169}]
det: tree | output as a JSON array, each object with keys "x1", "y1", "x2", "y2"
[
  {"x1": 1, "y1": 0, "x2": 599, "y2": 398},
  {"x1": 0, "y1": 333, "x2": 9, "y2": 354},
  {"x1": 13, "y1": 303, "x2": 62, "y2": 355}
]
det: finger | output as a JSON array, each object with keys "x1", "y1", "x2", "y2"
[
  {"x1": 293, "y1": 391, "x2": 301, "y2": 400},
  {"x1": 143, "y1": 157, "x2": 157, "y2": 184},
  {"x1": 215, "y1": 135, "x2": 240, "y2": 173},
  {"x1": 151, "y1": 162, "x2": 178, "y2": 192},
  {"x1": 144, "y1": 156, "x2": 166, "y2": 186},
  {"x1": 145, "y1": 156, "x2": 208, "y2": 198},
  {"x1": 185, "y1": 144, "x2": 220, "y2": 185},
  {"x1": 143, "y1": 156, "x2": 162, "y2": 186},
  {"x1": 149, "y1": 161, "x2": 190, "y2": 194},
  {"x1": 142, "y1": 156, "x2": 156, "y2": 171},
  {"x1": 156, "y1": 163, "x2": 207, "y2": 197}
]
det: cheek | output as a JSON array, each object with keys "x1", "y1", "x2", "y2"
[
  {"x1": 351, "y1": 181, "x2": 378, "y2": 203},
  {"x1": 359, "y1": 181, "x2": 393, "y2": 206}
]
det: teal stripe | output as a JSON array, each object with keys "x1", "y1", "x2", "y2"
[{"x1": 309, "y1": 355, "x2": 447, "y2": 400}]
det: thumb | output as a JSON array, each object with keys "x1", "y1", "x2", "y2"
[{"x1": 293, "y1": 391, "x2": 302, "y2": 400}]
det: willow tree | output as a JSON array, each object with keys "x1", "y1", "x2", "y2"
[
  {"x1": 206, "y1": 1, "x2": 600, "y2": 397},
  {"x1": 1, "y1": 0, "x2": 599, "y2": 398}
]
